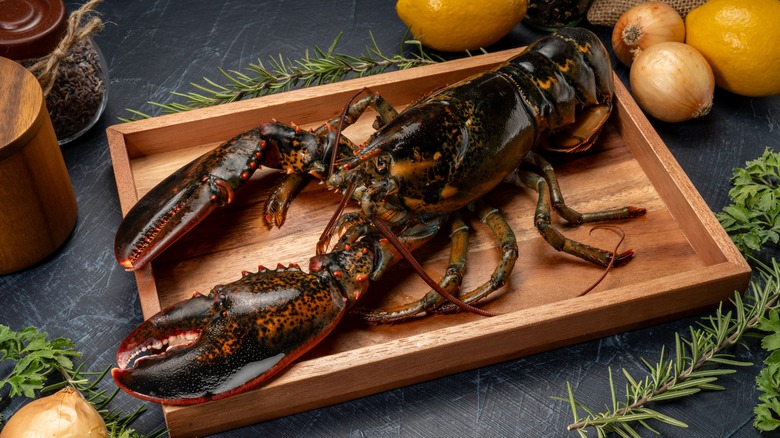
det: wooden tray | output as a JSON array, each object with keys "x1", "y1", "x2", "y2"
[{"x1": 107, "y1": 48, "x2": 751, "y2": 437}]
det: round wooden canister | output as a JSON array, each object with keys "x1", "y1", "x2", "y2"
[{"x1": 0, "y1": 57, "x2": 77, "y2": 274}]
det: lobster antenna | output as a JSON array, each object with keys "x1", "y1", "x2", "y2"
[
  {"x1": 316, "y1": 182, "x2": 356, "y2": 255},
  {"x1": 327, "y1": 87, "x2": 368, "y2": 177},
  {"x1": 317, "y1": 88, "x2": 369, "y2": 255},
  {"x1": 577, "y1": 225, "x2": 625, "y2": 297},
  {"x1": 369, "y1": 216, "x2": 496, "y2": 317}
]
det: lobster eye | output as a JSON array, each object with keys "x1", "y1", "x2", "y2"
[{"x1": 375, "y1": 156, "x2": 388, "y2": 175}]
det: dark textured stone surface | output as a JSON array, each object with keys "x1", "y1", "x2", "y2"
[{"x1": 1, "y1": 1, "x2": 778, "y2": 436}]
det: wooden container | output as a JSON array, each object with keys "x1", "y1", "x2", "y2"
[
  {"x1": 107, "y1": 49, "x2": 751, "y2": 436},
  {"x1": 0, "y1": 57, "x2": 77, "y2": 274}
]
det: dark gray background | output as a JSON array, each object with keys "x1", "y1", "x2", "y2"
[{"x1": 2, "y1": 1, "x2": 779, "y2": 436}]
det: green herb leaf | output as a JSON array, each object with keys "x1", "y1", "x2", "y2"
[
  {"x1": 762, "y1": 332, "x2": 780, "y2": 351},
  {"x1": 766, "y1": 350, "x2": 780, "y2": 364},
  {"x1": 0, "y1": 325, "x2": 79, "y2": 399},
  {"x1": 717, "y1": 148, "x2": 780, "y2": 255},
  {"x1": 755, "y1": 363, "x2": 780, "y2": 431},
  {"x1": 756, "y1": 309, "x2": 780, "y2": 333}
]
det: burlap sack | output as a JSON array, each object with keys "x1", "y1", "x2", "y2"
[{"x1": 587, "y1": 0, "x2": 706, "y2": 26}]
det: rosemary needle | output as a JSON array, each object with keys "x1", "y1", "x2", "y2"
[
  {"x1": 121, "y1": 33, "x2": 440, "y2": 121},
  {"x1": 560, "y1": 261, "x2": 778, "y2": 435}
]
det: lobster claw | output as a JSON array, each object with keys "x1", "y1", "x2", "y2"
[
  {"x1": 112, "y1": 266, "x2": 347, "y2": 404},
  {"x1": 114, "y1": 166, "x2": 227, "y2": 271},
  {"x1": 114, "y1": 124, "x2": 332, "y2": 271},
  {"x1": 113, "y1": 129, "x2": 260, "y2": 271}
]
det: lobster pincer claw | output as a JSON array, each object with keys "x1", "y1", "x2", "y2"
[
  {"x1": 114, "y1": 123, "x2": 330, "y2": 271},
  {"x1": 112, "y1": 265, "x2": 348, "y2": 404},
  {"x1": 114, "y1": 129, "x2": 268, "y2": 271},
  {"x1": 114, "y1": 169, "x2": 224, "y2": 271}
]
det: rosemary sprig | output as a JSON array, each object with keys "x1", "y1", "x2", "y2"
[
  {"x1": 558, "y1": 148, "x2": 780, "y2": 435},
  {"x1": 559, "y1": 259, "x2": 780, "y2": 436},
  {"x1": 121, "y1": 33, "x2": 440, "y2": 121}
]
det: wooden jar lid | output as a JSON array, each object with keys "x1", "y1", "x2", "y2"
[
  {"x1": 0, "y1": 0, "x2": 67, "y2": 60},
  {"x1": 0, "y1": 56, "x2": 47, "y2": 159}
]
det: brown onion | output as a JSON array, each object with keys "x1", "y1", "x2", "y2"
[
  {"x1": 630, "y1": 42, "x2": 714, "y2": 123},
  {"x1": 612, "y1": 2, "x2": 685, "y2": 67},
  {"x1": 0, "y1": 387, "x2": 108, "y2": 437}
]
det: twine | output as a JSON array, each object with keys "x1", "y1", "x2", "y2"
[
  {"x1": 587, "y1": 0, "x2": 706, "y2": 26},
  {"x1": 26, "y1": 0, "x2": 104, "y2": 95}
]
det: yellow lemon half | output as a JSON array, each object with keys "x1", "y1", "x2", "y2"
[
  {"x1": 396, "y1": 0, "x2": 527, "y2": 52},
  {"x1": 686, "y1": 0, "x2": 780, "y2": 97}
]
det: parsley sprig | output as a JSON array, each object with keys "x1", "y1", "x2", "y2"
[
  {"x1": 754, "y1": 304, "x2": 780, "y2": 431},
  {"x1": 0, "y1": 325, "x2": 79, "y2": 400},
  {"x1": 716, "y1": 149, "x2": 780, "y2": 431},
  {"x1": 0, "y1": 324, "x2": 163, "y2": 437},
  {"x1": 716, "y1": 147, "x2": 780, "y2": 255}
]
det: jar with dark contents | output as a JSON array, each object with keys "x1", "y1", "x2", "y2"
[
  {"x1": 524, "y1": 0, "x2": 594, "y2": 31},
  {"x1": 0, "y1": 0, "x2": 108, "y2": 145}
]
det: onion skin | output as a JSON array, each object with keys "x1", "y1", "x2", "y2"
[
  {"x1": 612, "y1": 2, "x2": 685, "y2": 67},
  {"x1": 630, "y1": 42, "x2": 715, "y2": 123},
  {"x1": 0, "y1": 387, "x2": 108, "y2": 437}
]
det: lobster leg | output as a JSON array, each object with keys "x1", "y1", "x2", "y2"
[
  {"x1": 514, "y1": 168, "x2": 637, "y2": 267},
  {"x1": 354, "y1": 213, "x2": 469, "y2": 322},
  {"x1": 521, "y1": 151, "x2": 646, "y2": 225},
  {"x1": 264, "y1": 93, "x2": 399, "y2": 228},
  {"x1": 263, "y1": 172, "x2": 308, "y2": 228},
  {"x1": 318, "y1": 92, "x2": 399, "y2": 137},
  {"x1": 433, "y1": 201, "x2": 519, "y2": 314}
]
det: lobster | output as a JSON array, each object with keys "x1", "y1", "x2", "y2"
[{"x1": 111, "y1": 28, "x2": 645, "y2": 405}]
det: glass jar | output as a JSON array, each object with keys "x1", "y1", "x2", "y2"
[
  {"x1": 524, "y1": 0, "x2": 594, "y2": 31},
  {"x1": 0, "y1": 0, "x2": 108, "y2": 145}
]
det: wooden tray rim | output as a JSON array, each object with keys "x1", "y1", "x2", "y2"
[{"x1": 106, "y1": 48, "x2": 751, "y2": 437}]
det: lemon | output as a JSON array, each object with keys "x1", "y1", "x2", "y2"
[
  {"x1": 396, "y1": 0, "x2": 527, "y2": 52},
  {"x1": 685, "y1": 0, "x2": 780, "y2": 97}
]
